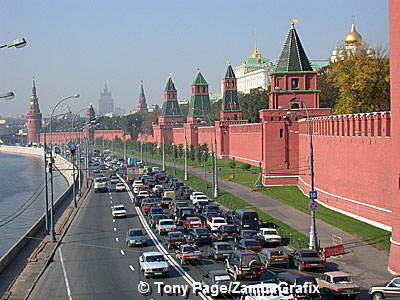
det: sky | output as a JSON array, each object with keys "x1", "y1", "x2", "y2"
[{"x1": 0, "y1": 0, "x2": 389, "y2": 117}]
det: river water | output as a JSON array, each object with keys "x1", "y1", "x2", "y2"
[{"x1": 0, "y1": 152, "x2": 68, "y2": 257}]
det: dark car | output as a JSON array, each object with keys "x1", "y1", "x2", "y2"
[
  {"x1": 148, "y1": 206, "x2": 165, "y2": 217},
  {"x1": 133, "y1": 195, "x2": 145, "y2": 206},
  {"x1": 235, "y1": 238, "x2": 263, "y2": 252},
  {"x1": 233, "y1": 209, "x2": 259, "y2": 231},
  {"x1": 186, "y1": 227, "x2": 213, "y2": 245},
  {"x1": 259, "y1": 247, "x2": 289, "y2": 268},
  {"x1": 160, "y1": 197, "x2": 173, "y2": 209},
  {"x1": 208, "y1": 242, "x2": 234, "y2": 260},
  {"x1": 200, "y1": 211, "x2": 219, "y2": 225},
  {"x1": 278, "y1": 271, "x2": 320, "y2": 299},
  {"x1": 235, "y1": 229, "x2": 265, "y2": 245},
  {"x1": 148, "y1": 214, "x2": 168, "y2": 229},
  {"x1": 216, "y1": 225, "x2": 236, "y2": 240},
  {"x1": 175, "y1": 207, "x2": 195, "y2": 225},
  {"x1": 166, "y1": 231, "x2": 186, "y2": 249},
  {"x1": 225, "y1": 250, "x2": 262, "y2": 281},
  {"x1": 204, "y1": 204, "x2": 222, "y2": 215},
  {"x1": 291, "y1": 249, "x2": 326, "y2": 271},
  {"x1": 201, "y1": 270, "x2": 232, "y2": 298},
  {"x1": 194, "y1": 200, "x2": 208, "y2": 213}
]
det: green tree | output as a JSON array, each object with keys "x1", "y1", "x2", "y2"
[
  {"x1": 318, "y1": 66, "x2": 339, "y2": 109},
  {"x1": 238, "y1": 87, "x2": 269, "y2": 123},
  {"x1": 189, "y1": 145, "x2": 196, "y2": 162},
  {"x1": 329, "y1": 47, "x2": 390, "y2": 114}
]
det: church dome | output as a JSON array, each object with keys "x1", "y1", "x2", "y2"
[{"x1": 345, "y1": 22, "x2": 362, "y2": 45}]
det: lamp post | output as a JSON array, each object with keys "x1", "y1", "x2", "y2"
[
  {"x1": 0, "y1": 92, "x2": 15, "y2": 100},
  {"x1": 162, "y1": 138, "x2": 166, "y2": 171},
  {"x1": 173, "y1": 144, "x2": 176, "y2": 176},
  {"x1": 276, "y1": 87, "x2": 318, "y2": 250},
  {"x1": 0, "y1": 38, "x2": 27, "y2": 49},
  {"x1": 184, "y1": 128, "x2": 188, "y2": 181},
  {"x1": 49, "y1": 94, "x2": 80, "y2": 242}
]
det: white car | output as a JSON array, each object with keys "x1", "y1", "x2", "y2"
[
  {"x1": 258, "y1": 228, "x2": 282, "y2": 245},
  {"x1": 192, "y1": 195, "x2": 209, "y2": 205},
  {"x1": 139, "y1": 252, "x2": 169, "y2": 278},
  {"x1": 112, "y1": 205, "x2": 127, "y2": 218},
  {"x1": 153, "y1": 184, "x2": 163, "y2": 193},
  {"x1": 132, "y1": 180, "x2": 143, "y2": 188},
  {"x1": 94, "y1": 177, "x2": 108, "y2": 193},
  {"x1": 207, "y1": 217, "x2": 228, "y2": 232},
  {"x1": 190, "y1": 192, "x2": 204, "y2": 201},
  {"x1": 115, "y1": 182, "x2": 126, "y2": 192},
  {"x1": 156, "y1": 219, "x2": 177, "y2": 235},
  {"x1": 138, "y1": 191, "x2": 150, "y2": 197}
]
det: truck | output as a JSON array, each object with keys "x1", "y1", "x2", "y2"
[
  {"x1": 127, "y1": 157, "x2": 137, "y2": 167},
  {"x1": 126, "y1": 168, "x2": 140, "y2": 183}
]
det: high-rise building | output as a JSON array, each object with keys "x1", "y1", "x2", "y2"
[
  {"x1": 98, "y1": 82, "x2": 114, "y2": 115},
  {"x1": 26, "y1": 79, "x2": 42, "y2": 145}
]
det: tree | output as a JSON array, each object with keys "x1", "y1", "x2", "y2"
[
  {"x1": 189, "y1": 144, "x2": 196, "y2": 162},
  {"x1": 318, "y1": 66, "x2": 339, "y2": 109},
  {"x1": 238, "y1": 87, "x2": 269, "y2": 123},
  {"x1": 328, "y1": 47, "x2": 390, "y2": 114}
]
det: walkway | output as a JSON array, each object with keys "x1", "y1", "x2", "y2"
[{"x1": 147, "y1": 157, "x2": 392, "y2": 288}]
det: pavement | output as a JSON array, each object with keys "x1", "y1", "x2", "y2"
[{"x1": 145, "y1": 157, "x2": 393, "y2": 288}]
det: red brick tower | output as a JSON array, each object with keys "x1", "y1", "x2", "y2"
[
  {"x1": 388, "y1": 0, "x2": 400, "y2": 275},
  {"x1": 137, "y1": 81, "x2": 148, "y2": 112},
  {"x1": 269, "y1": 22, "x2": 320, "y2": 109},
  {"x1": 27, "y1": 79, "x2": 42, "y2": 145}
]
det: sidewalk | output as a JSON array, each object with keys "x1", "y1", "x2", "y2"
[{"x1": 147, "y1": 157, "x2": 392, "y2": 288}]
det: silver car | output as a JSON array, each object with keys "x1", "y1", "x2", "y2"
[{"x1": 126, "y1": 228, "x2": 147, "y2": 246}]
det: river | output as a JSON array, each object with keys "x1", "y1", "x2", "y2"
[{"x1": 0, "y1": 152, "x2": 68, "y2": 257}]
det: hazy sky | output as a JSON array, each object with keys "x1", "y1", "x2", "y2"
[{"x1": 0, "y1": 0, "x2": 389, "y2": 117}]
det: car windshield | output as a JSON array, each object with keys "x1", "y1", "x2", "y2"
[
  {"x1": 116, "y1": 183, "x2": 124, "y2": 186},
  {"x1": 263, "y1": 229, "x2": 277, "y2": 234},
  {"x1": 114, "y1": 206, "x2": 125, "y2": 211},
  {"x1": 196, "y1": 228, "x2": 209, "y2": 234},
  {"x1": 183, "y1": 246, "x2": 197, "y2": 253},
  {"x1": 222, "y1": 226, "x2": 235, "y2": 233},
  {"x1": 243, "y1": 231, "x2": 257, "y2": 238},
  {"x1": 197, "y1": 201, "x2": 208, "y2": 206},
  {"x1": 270, "y1": 250, "x2": 285, "y2": 257},
  {"x1": 181, "y1": 209, "x2": 193, "y2": 215},
  {"x1": 213, "y1": 219, "x2": 226, "y2": 223},
  {"x1": 214, "y1": 275, "x2": 231, "y2": 282},
  {"x1": 96, "y1": 178, "x2": 106, "y2": 182},
  {"x1": 244, "y1": 240, "x2": 260, "y2": 247},
  {"x1": 332, "y1": 276, "x2": 352, "y2": 284},
  {"x1": 217, "y1": 244, "x2": 233, "y2": 251},
  {"x1": 241, "y1": 254, "x2": 261, "y2": 265},
  {"x1": 301, "y1": 252, "x2": 319, "y2": 258},
  {"x1": 207, "y1": 206, "x2": 219, "y2": 210},
  {"x1": 170, "y1": 233, "x2": 184, "y2": 239},
  {"x1": 145, "y1": 255, "x2": 165, "y2": 262},
  {"x1": 129, "y1": 230, "x2": 143, "y2": 236},
  {"x1": 160, "y1": 220, "x2": 174, "y2": 225}
]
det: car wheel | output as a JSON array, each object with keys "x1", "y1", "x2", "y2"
[{"x1": 372, "y1": 293, "x2": 384, "y2": 300}]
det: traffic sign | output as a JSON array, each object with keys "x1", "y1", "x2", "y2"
[
  {"x1": 309, "y1": 190, "x2": 317, "y2": 200},
  {"x1": 309, "y1": 202, "x2": 318, "y2": 212}
]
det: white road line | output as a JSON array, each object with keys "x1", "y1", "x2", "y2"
[
  {"x1": 113, "y1": 227, "x2": 116, "y2": 231},
  {"x1": 59, "y1": 249, "x2": 73, "y2": 300},
  {"x1": 129, "y1": 265, "x2": 135, "y2": 271},
  {"x1": 110, "y1": 201, "x2": 112, "y2": 204},
  {"x1": 112, "y1": 219, "x2": 115, "y2": 223},
  {"x1": 120, "y1": 250, "x2": 125, "y2": 255},
  {"x1": 110, "y1": 196, "x2": 112, "y2": 199},
  {"x1": 109, "y1": 192, "x2": 112, "y2": 195},
  {"x1": 115, "y1": 237, "x2": 119, "y2": 242}
]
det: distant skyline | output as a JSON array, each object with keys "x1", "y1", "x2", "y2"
[{"x1": 0, "y1": 0, "x2": 389, "y2": 117}]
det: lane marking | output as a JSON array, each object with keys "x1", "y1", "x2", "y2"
[
  {"x1": 113, "y1": 227, "x2": 116, "y2": 231},
  {"x1": 59, "y1": 248, "x2": 73, "y2": 300},
  {"x1": 120, "y1": 250, "x2": 125, "y2": 255},
  {"x1": 109, "y1": 192, "x2": 112, "y2": 195},
  {"x1": 115, "y1": 237, "x2": 119, "y2": 242},
  {"x1": 112, "y1": 219, "x2": 115, "y2": 223},
  {"x1": 110, "y1": 196, "x2": 112, "y2": 199},
  {"x1": 129, "y1": 265, "x2": 135, "y2": 271}
]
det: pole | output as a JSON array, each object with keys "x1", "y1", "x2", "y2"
[
  {"x1": 213, "y1": 127, "x2": 218, "y2": 198},
  {"x1": 184, "y1": 132, "x2": 188, "y2": 181},
  {"x1": 72, "y1": 148, "x2": 76, "y2": 208},
  {"x1": 86, "y1": 138, "x2": 89, "y2": 188},
  {"x1": 78, "y1": 144, "x2": 82, "y2": 195},
  {"x1": 140, "y1": 142, "x2": 143, "y2": 162},
  {"x1": 49, "y1": 152, "x2": 56, "y2": 242},
  {"x1": 308, "y1": 117, "x2": 318, "y2": 250},
  {"x1": 162, "y1": 138, "x2": 166, "y2": 171},
  {"x1": 203, "y1": 150, "x2": 207, "y2": 192},
  {"x1": 173, "y1": 144, "x2": 176, "y2": 176},
  {"x1": 43, "y1": 129, "x2": 49, "y2": 233},
  {"x1": 124, "y1": 135, "x2": 127, "y2": 161}
]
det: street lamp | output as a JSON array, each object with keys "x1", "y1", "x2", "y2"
[
  {"x1": 0, "y1": 38, "x2": 27, "y2": 49},
  {"x1": 275, "y1": 86, "x2": 318, "y2": 250},
  {"x1": 49, "y1": 94, "x2": 80, "y2": 242},
  {"x1": 0, "y1": 92, "x2": 15, "y2": 100}
]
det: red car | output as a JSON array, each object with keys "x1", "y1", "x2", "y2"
[{"x1": 183, "y1": 217, "x2": 203, "y2": 230}]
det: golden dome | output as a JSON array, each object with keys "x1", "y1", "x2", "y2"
[
  {"x1": 250, "y1": 47, "x2": 262, "y2": 58},
  {"x1": 345, "y1": 22, "x2": 362, "y2": 44}
]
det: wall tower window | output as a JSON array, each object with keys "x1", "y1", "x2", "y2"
[
  {"x1": 291, "y1": 78, "x2": 299, "y2": 90},
  {"x1": 280, "y1": 129, "x2": 284, "y2": 138}
]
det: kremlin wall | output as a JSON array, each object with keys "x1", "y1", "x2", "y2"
[{"x1": 26, "y1": 1, "x2": 400, "y2": 274}]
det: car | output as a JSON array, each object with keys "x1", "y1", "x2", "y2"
[
  {"x1": 126, "y1": 228, "x2": 147, "y2": 246},
  {"x1": 235, "y1": 238, "x2": 263, "y2": 252},
  {"x1": 156, "y1": 219, "x2": 177, "y2": 235},
  {"x1": 192, "y1": 194, "x2": 209, "y2": 205},
  {"x1": 208, "y1": 242, "x2": 234, "y2": 260},
  {"x1": 133, "y1": 195, "x2": 145, "y2": 206},
  {"x1": 160, "y1": 197, "x2": 173, "y2": 209},
  {"x1": 139, "y1": 252, "x2": 169, "y2": 278},
  {"x1": 137, "y1": 190, "x2": 150, "y2": 198},
  {"x1": 207, "y1": 217, "x2": 228, "y2": 232},
  {"x1": 166, "y1": 231, "x2": 186, "y2": 249},
  {"x1": 317, "y1": 271, "x2": 360, "y2": 299},
  {"x1": 200, "y1": 211, "x2": 220, "y2": 225},
  {"x1": 94, "y1": 177, "x2": 108, "y2": 193},
  {"x1": 111, "y1": 205, "x2": 127, "y2": 218},
  {"x1": 141, "y1": 202, "x2": 156, "y2": 215},
  {"x1": 235, "y1": 229, "x2": 265, "y2": 245},
  {"x1": 278, "y1": 271, "x2": 320, "y2": 299},
  {"x1": 194, "y1": 200, "x2": 209, "y2": 213},
  {"x1": 258, "y1": 228, "x2": 282, "y2": 246},
  {"x1": 149, "y1": 214, "x2": 169, "y2": 228},
  {"x1": 215, "y1": 224, "x2": 236, "y2": 240},
  {"x1": 148, "y1": 206, "x2": 165, "y2": 217},
  {"x1": 201, "y1": 270, "x2": 232, "y2": 298},
  {"x1": 291, "y1": 249, "x2": 326, "y2": 271},
  {"x1": 110, "y1": 175, "x2": 120, "y2": 184},
  {"x1": 115, "y1": 182, "x2": 126, "y2": 192},
  {"x1": 186, "y1": 227, "x2": 213, "y2": 245},
  {"x1": 175, "y1": 244, "x2": 203, "y2": 265},
  {"x1": 369, "y1": 276, "x2": 400, "y2": 300},
  {"x1": 203, "y1": 204, "x2": 222, "y2": 215},
  {"x1": 183, "y1": 216, "x2": 203, "y2": 230},
  {"x1": 175, "y1": 207, "x2": 195, "y2": 225},
  {"x1": 225, "y1": 250, "x2": 262, "y2": 281},
  {"x1": 258, "y1": 247, "x2": 289, "y2": 268},
  {"x1": 232, "y1": 209, "x2": 259, "y2": 231},
  {"x1": 190, "y1": 192, "x2": 205, "y2": 201}
]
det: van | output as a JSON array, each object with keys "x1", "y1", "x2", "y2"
[
  {"x1": 233, "y1": 209, "x2": 259, "y2": 231},
  {"x1": 163, "y1": 190, "x2": 176, "y2": 201}
]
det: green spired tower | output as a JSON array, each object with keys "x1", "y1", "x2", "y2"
[
  {"x1": 187, "y1": 69, "x2": 212, "y2": 123},
  {"x1": 158, "y1": 74, "x2": 184, "y2": 125}
]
